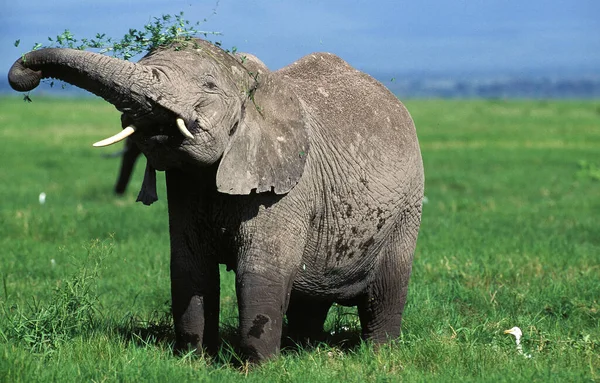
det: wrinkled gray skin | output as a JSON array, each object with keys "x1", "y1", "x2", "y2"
[
  {"x1": 111, "y1": 53, "x2": 268, "y2": 196},
  {"x1": 8, "y1": 39, "x2": 424, "y2": 362}
]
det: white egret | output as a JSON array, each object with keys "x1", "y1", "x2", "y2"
[{"x1": 504, "y1": 326, "x2": 532, "y2": 358}]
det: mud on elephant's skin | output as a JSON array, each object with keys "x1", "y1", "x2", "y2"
[{"x1": 8, "y1": 39, "x2": 424, "y2": 362}]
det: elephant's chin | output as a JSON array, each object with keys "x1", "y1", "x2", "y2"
[
  {"x1": 138, "y1": 138, "x2": 221, "y2": 171},
  {"x1": 143, "y1": 151, "x2": 182, "y2": 172},
  {"x1": 147, "y1": 135, "x2": 174, "y2": 144}
]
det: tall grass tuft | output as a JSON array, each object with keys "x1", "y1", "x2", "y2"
[{"x1": 0, "y1": 239, "x2": 111, "y2": 355}]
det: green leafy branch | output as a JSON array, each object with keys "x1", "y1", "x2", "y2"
[
  {"x1": 246, "y1": 71, "x2": 264, "y2": 115},
  {"x1": 14, "y1": 11, "x2": 220, "y2": 101},
  {"x1": 16, "y1": 12, "x2": 220, "y2": 61}
]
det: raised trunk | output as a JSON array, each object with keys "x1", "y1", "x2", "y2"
[{"x1": 8, "y1": 48, "x2": 161, "y2": 115}]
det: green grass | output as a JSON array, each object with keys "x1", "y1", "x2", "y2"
[{"x1": 0, "y1": 96, "x2": 598, "y2": 381}]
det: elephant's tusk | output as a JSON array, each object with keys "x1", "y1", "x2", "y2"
[
  {"x1": 176, "y1": 118, "x2": 194, "y2": 139},
  {"x1": 92, "y1": 126, "x2": 136, "y2": 147}
]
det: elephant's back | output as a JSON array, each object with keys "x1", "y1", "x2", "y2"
[
  {"x1": 278, "y1": 52, "x2": 422, "y2": 195},
  {"x1": 277, "y1": 52, "x2": 420, "y2": 171}
]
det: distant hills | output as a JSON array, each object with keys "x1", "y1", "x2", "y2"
[
  {"x1": 2, "y1": 73, "x2": 600, "y2": 99},
  {"x1": 380, "y1": 74, "x2": 600, "y2": 99}
]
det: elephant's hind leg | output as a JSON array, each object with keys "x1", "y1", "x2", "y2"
[
  {"x1": 357, "y1": 215, "x2": 419, "y2": 343},
  {"x1": 285, "y1": 294, "x2": 331, "y2": 345}
]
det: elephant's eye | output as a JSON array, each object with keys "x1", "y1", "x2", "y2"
[
  {"x1": 204, "y1": 80, "x2": 217, "y2": 90},
  {"x1": 229, "y1": 121, "x2": 239, "y2": 136}
]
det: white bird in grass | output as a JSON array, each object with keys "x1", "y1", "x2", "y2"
[{"x1": 504, "y1": 326, "x2": 532, "y2": 358}]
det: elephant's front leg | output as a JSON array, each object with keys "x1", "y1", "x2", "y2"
[
  {"x1": 166, "y1": 170, "x2": 220, "y2": 354},
  {"x1": 236, "y1": 267, "x2": 293, "y2": 362},
  {"x1": 171, "y1": 253, "x2": 220, "y2": 354}
]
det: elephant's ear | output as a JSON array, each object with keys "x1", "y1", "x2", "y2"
[{"x1": 216, "y1": 74, "x2": 309, "y2": 195}]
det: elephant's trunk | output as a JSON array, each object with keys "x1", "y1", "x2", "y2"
[{"x1": 8, "y1": 48, "x2": 160, "y2": 116}]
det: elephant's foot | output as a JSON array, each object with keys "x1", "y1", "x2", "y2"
[
  {"x1": 170, "y1": 261, "x2": 220, "y2": 355},
  {"x1": 357, "y1": 304, "x2": 403, "y2": 344},
  {"x1": 172, "y1": 294, "x2": 220, "y2": 355},
  {"x1": 357, "y1": 280, "x2": 405, "y2": 343},
  {"x1": 173, "y1": 294, "x2": 204, "y2": 354},
  {"x1": 174, "y1": 333, "x2": 202, "y2": 356},
  {"x1": 357, "y1": 275, "x2": 409, "y2": 344},
  {"x1": 239, "y1": 312, "x2": 283, "y2": 362}
]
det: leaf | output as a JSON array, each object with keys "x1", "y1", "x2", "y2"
[
  {"x1": 23, "y1": 95, "x2": 32, "y2": 103},
  {"x1": 15, "y1": 10, "x2": 223, "y2": 87}
]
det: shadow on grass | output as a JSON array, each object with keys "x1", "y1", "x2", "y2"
[
  {"x1": 113, "y1": 305, "x2": 175, "y2": 350},
  {"x1": 113, "y1": 308, "x2": 365, "y2": 368}
]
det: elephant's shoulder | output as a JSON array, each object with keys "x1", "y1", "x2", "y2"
[
  {"x1": 273, "y1": 53, "x2": 416, "y2": 152},
  {"x1": 275, "y1": 52, "x2": 388, "y2": 101},
  {"x1": 276, "y1": 52, "x2": 353, "y2": 80},
  {"x1": 274, "y1": 53, "x2": 402, "y2": 118}
]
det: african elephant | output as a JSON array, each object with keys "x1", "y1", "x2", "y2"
[
  {"x1": 111, "y1": 137, "x2": 142, "y2": 195},
  {"x1": 8, "y1": 39, "x2": 424, "y2": 361}
]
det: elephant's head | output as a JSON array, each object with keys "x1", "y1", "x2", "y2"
[{"x1": 8, "y1": 39, "x2": 309, "y2": 195}]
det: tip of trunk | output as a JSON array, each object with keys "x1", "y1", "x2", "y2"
[{"x1": 8, "y1": 58, "x2": 42, "y2": 92}]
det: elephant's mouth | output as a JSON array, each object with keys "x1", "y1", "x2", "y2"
[
  {"x1": 90, "y1": 108, "x2": 203, "y2": 171},
  {"x1": 148, "y1": 134, "x2": 170, "y2": 143},
  {"x1": 106, "y1": 109, "x2": 223, "y2": 171},
  {"x1": 130, "y1": 127, "x2": 192, "y2": 171},
  {"x1": 93, "y1": 115, "x2": 194, "y2": 148}
]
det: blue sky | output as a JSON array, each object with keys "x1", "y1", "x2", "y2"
[{"x1": 1, "y1": 0, "x2": 599, "y2": 78}]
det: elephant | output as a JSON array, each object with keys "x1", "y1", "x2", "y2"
[
  {"x1": 8, "y1": 38, "x2": 424, "y2": 361},
  {"x1": 111, "y1": 137, "x2": 142, "y2": 195}
]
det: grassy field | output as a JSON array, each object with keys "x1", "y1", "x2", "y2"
[{"x1": 0, "y1": 96, "x2": 598, "y2": 382}]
